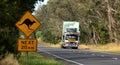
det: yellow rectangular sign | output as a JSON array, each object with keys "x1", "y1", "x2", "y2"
[{"x1": 18, "y1": 38, "x2": 37, "y2": 52}]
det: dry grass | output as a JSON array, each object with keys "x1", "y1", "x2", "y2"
[
  {"x1": 50, "y1": 42, "x2": 61, "y2": 48},
  {"x1": 1, "y1": 54, "x2": 19, "y2": 65},
  {"x1": 79, "y1": 43, "x2": 120, "y2": 53},
  {"x1": 78, "y1": 44, "x2": 90, "y2": 50},
  {"x1": 38, "y1": 38, "x2": 120, "y2": 53},
  {"x1": 38, "y1": 38, "x2": 61, "y2": 48}
]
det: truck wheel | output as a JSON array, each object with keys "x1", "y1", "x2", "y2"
[
  {"x1": 72, "y1": 47, "x2": 78, "y2": 49},
  {"x1": 75, "y1": 47, "x2": 78, "y2": 49}
]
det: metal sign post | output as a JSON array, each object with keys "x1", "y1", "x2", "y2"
[
  {"x1": 15, "y1": 11, "x2": 41, "y2": 65},
  {"x1": 26, "y1": 51, "x2": 28, "y2": 65}
]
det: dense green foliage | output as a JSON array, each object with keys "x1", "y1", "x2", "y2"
[
  {"x1": 34, "y1": 0, "x2": 120, "y2": 44},
  {"x1": 0, "y1": 0, "x2": 37, "y2": 59}
]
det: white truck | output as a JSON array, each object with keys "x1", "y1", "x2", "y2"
[{"x1": 61, "y1": 21, "x2": 80, "y2": 49}]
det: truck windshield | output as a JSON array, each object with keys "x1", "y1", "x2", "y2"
[
  {"x1": 66, "y1": 35, "x2": 78, "y2": 40},
  {"x1": 67, "y1": 28, "x2": 77, "y2": 32}
]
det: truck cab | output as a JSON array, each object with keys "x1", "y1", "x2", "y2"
[{"x1": 61, "y1": 22, "x2": 80, "y2": 49}]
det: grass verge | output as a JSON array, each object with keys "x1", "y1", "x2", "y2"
[
  {"x1": 1, "y1": 54, "x2": 19, "y2": 65},
  {"x1": 38, "y1": 38, "x2": 60, "y2": 48},
  {"x1": 18, "y1": 52, "x2": 64, "y2": 65},
  {"x1": 79, "y1": 43, "x2": 120, "y2": 54},
  {"x1": 38, "y1": 38, "x2": 120, "y2": 54}
]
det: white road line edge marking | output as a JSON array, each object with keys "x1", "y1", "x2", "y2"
[{"x1": 38, "y1": 48, "x2": 84, "y2": 65}]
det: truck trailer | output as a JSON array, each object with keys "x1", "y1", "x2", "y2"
[{"x1": 61, "y1": 21, "x2": 80, "y2": 49}]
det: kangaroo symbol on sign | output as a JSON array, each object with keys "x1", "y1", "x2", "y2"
[{"x1": 19, "y1": 19, "x2": 35, "y2": 30}]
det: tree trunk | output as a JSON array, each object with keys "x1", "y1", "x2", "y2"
[{"x1": 106, "y1": 0, "x2": 118, "y2": 43}]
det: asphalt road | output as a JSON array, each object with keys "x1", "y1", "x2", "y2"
[{"x1": 37, "y1": 44, "x2": 120, "y2": 65}]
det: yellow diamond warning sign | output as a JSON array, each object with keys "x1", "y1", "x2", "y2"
[
  {"x1": 15, "y1": 11, "x2": 41, "y2": 37},
  {"x1": 18, "y1": 38, "x2": 37, "y2": 52}
]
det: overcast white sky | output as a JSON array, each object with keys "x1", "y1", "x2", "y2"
[{"x1": 34, "y1": 0, "x2": 48, "y2": 10}]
